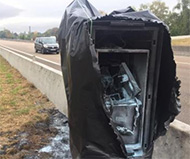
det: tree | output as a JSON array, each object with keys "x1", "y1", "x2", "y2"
[
  {"x1": 167, "y1": 12, "x2": 181, "y2": 35},
  {"x1": 0, "y1": 29, "x2": 14, "y2": 39},
  {"x1": 43, "y1": 27, "x2": 59, "y2": 37},
  {"x1": 149, "y1": 0, "x2": 169, "y2": 22},
  {"x1": 178, "y1": 0, "x2": 190, "y2": 35},
  {"x1": 139, "y1": 0, "x2": 190, "y2": 36},
  {"x1": 168, "y1": 0, "x2": 190, "y2": 35},
  {"x1": 139, "y1": 0, "x2": 169, "y2": 23},
  {"x1": 0, "y1": 30, "x2": 6, "y2": 38},
  {"x1": 139, "y1": 4, "x2": 149, "y2": 10},
  {"x1": 19, "y1": 32, "x2": 26, "y2": 40}
]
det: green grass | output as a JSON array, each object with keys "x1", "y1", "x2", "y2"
[
  {"x1": 0, "y1": 55, "x2": 55, "y2": 157},
  {"x1": 0, "y1": 106, "x2": 8, "y2": 112},
  {"x1": 11, "y1": 86, "x2": 22, "y2": 95},
  {"x1": 9, "y1": 99, "x2": 16, "y2": 107},
  {"x1": 14, "y1": 107, "x2": 31, "y2": 116},
  {"x1": 6, "y1": 73, "x2": 15, "y2": 84},
  {"x1": 1, "y1": 97, "x2": 17, "y2": 107},
  {"x1": 20, "y1": 91, "x2": 27, "y2": 96},
  {"x1": 13, "y1": 104, "x2": 37, "y2": 116},
  {"x1": 0, "y1": 62, "x2": 7, "y2": 72}
]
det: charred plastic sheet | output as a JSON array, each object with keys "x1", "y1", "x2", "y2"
[{"x1": 58, "y1": 0, "x2": 181, "y2": 158}]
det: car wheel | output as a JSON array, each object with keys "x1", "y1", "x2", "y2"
[
  {"x1": 42, "y1": 48, "x2": 45, "y2": 54},
  {"x1": 56, "y1": 51, "x2": 59, "y2": 54},
  {"x1": 35, "y1": 48, "x2": 38, "y2": 53}
]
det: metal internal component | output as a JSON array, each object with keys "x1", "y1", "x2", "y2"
[{"x1": 101, "y1": 62, "x2": 142, "y2": 153}]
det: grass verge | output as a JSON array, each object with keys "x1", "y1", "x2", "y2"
[{"x1": 0, "y1": 55, "x2": 55, "y2": 158}]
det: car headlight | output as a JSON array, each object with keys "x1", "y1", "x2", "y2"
[{"x1": 43, "y1": 44, "x2": 48, "y2": 48}]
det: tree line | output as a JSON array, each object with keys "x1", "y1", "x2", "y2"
[
  {"x1": 0, "y1": 0, "x2": 189, "y2": 39},
  {"x1": 0, "y1": 27, "x2": 59, "y2": 41},
  {"x1": 139, "y1": 0, "x2": 190, "y2": 36}
]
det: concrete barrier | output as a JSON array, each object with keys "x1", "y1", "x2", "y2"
[
  {"x1": 0, "y1": 46, "x2": 190, "y2": 159},
  {"x1": 172, "y1": 46, "x2": 190, "y2": 56},
  {"x1": 171, "y1": 35, "x2": 190, "y2": 40},
  {"x1": 0, "y1": 46, "x2": 68, "y2": 115},
  {"x1": 153, "y1": 120, "x2": 190, "y2": 159}
]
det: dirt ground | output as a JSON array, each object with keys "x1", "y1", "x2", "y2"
[{"x1": 0, "y1": 55, "x2": 70, "y2": 159}]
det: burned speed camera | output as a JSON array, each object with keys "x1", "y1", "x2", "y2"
[
  {"x1": 91, "y1": 21, "x2": 164, "y2": 157},
  {"x1": 58, "y1": 0, "x2": 181, "y2": 158}
]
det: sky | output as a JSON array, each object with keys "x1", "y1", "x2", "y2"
[{"x1": 0, "y1": 0, "x2": 179, "y2": 33}]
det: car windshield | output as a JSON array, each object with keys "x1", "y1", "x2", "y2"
[{"x1": 41, "y1": 37, "x2": 56, "y2": 44}]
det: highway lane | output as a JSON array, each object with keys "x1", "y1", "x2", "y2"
[
  {"x1": 0, "y1": 40, "x2": 61, "y2": 64},
  {"x1": 0, "y1": 39, "x2": 189, "y2": 125}
]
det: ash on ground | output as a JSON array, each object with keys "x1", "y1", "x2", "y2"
[
  {"x1": 0, "y1": 109, "x2": 71, "y2": 159},
  {"x1": 38, "y1": 109, "x2": 71, "y2": 159}
]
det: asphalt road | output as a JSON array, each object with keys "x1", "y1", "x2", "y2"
[{"x1": 0, "y1": 39, "x2": 189, "y2": 125}]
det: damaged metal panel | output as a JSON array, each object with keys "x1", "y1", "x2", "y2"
[
  {"x1": 98, "y1": 49, "x2": 149, "y2": 157},
  {"x1": 58, "y1": 0, "x2": 181, "y2": 158}
]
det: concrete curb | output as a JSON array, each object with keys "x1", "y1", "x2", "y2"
[{"x1": 0, "y1": 46, "x2": 190, "y2": 159}]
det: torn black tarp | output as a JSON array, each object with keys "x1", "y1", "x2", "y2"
[{"x1": 58, "y1": 0, "x2": 181, "y2": 158}]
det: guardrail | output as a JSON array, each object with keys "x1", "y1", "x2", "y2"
[{"x1": 0, "y1": 46, "x2": 190, "y2": 159}]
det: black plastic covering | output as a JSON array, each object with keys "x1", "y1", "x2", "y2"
[{"x1": 58, "y1": 0, "x2": 181, "y2": 158}]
